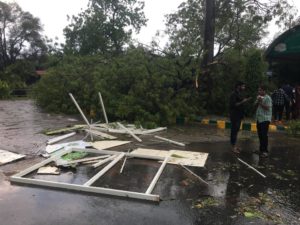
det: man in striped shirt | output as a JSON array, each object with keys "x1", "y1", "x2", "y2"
[
  {"x1": 255, "y1": 85, "x2": 272, "y2": 157},
  {"x1": 271, "y1": 86, "x2": 289, "y2": 123}
]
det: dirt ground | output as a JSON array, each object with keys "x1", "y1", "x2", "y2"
[{"x1": 0, "y1": 99, "x2": 299, "y2": 225}]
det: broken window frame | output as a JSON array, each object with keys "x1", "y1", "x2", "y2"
[{"x1": 10, "y1": 147, "x2": 169, "y2": 202}]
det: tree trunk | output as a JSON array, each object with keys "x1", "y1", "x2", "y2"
[
  {"x1": 200, "y1": 0, "x2": 215, "y2": 95},
  {"x1": 202, "y1": 0, "x2": 215, "y2": 69}
]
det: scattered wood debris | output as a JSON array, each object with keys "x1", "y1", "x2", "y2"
[
  {"x1": 0, "y1": 149, "x2": 25, "y2": 165},
  {"x1": 37, "y1": 166, "x2": 60, "y2": 175}
]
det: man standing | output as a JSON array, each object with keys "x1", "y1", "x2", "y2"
[
  {"x1": 229, "y1": 81, "x2": 251, "y2": 153},
  {"x1": 282, "y1": 83, "x2": 293, "y2": 121},
  {"x1": 255, "y1": 85, "x2": 272, "y2": 158},
  {"x1": 271, "y1": 86, "x2": 289, "y2": 124}
]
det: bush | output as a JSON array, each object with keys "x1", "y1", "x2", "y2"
[
  {"x1": 0, "y1": 80, "x2": 10, "y2": 99},
  {"x1": 287, "y1": 120, "x2": 300, "y2": 137},
  {"x1": 33, "y1": 48, "x2": 204, "y2": 126}
]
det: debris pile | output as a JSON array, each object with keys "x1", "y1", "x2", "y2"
[{"x1": 8, "y1": 92, "x2": 209, "y2": 202}]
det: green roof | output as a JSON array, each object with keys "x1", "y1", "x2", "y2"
[{"x1": 265, "y1": 25, "x2": 300, "y2": 61}]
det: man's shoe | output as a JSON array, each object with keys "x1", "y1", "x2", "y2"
[
  {"x1": 232, "y1": 146, "x2": 241, "y2": 154},
  {"x1": 260, "y1": 152, "x2": 268, "y2": 158}
]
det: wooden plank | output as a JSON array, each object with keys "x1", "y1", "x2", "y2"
[
  {"x1": 98, "y1": 92, "x2": 109, "y2": 124},
  {"x1": 179, "y1": 164, "x2": 209, "y2": 185},
  {"x1": 69, "y1": 93, "x2": 91, "y2": 127},
  {"x1": 154, "y1": 136, "x2": 185, "y2": 146},
  {"x1": 47, "y1": 132, "x2": 76, "y2": 145},
  {"x1": 117, "y1": 122, "x2": 142, "y2": 142},
  {"x1": 46, "y1": 141, "x2": 91, "y2": 154},
  {"x1": 10, "y1": 177, "x2": 160, "y2": 202},
  {"x1": 0, "y1": 150, "x2": 25, "y2": 165},
  {"x1": 130, "y1": 149, "x2": 208, "y2": 167},
  {"x1": 85, "y1": 129, "x2": 117, "y2": 140},
  {"x1": 168, "y1": 150, "x2": 208, "y2": 167},
  {"x1": 237, "y1": 158, "x2": 266, "y2": 178},
  {"x1": 57, "y1": 155, "x2": 110, "y2": 166},
  {"x1": 90, "y1": 141, "x2": 131, "y2": 150},
  {"x1": 126, "y1": 152, "x2": 165, "y2": 161},
  {"x1": 92, "y1": 155, "x2": 116, "y2": 168},
  {"x1": 45, "y1": 125, "x2": 86, "y2": 135},
  {"x1": 141, "y1": 127, "x2": 167, "y2": 134},
  {"x1": 130, "y1": 148, "x2": 170, "y2": 158},
  {"x1": 145, "y1": 156, "x2": 169, "y2": 194},
  {"x1": 37, "y1": 166, "x2": 60, "y2": 175},
  {"x1": 85, "y1": 153, "x2": 125, "y2": 186},
  {"x1": 14, "y1": 148, "x2": 72, "y2": 177}
]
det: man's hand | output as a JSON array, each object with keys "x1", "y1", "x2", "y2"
[{"x1": 242, "y1": 97, "x2": 252, "y2": 103}]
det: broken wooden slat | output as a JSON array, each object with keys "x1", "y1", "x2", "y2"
[
  {"x1": 37, "y1": 166, "x2": 60, "y2": 175},
  {"x1": 237, "y1": 158, "x2": 266, "y2": 178},
  {"x1": 81, "y1": 160, "x2": 103, "y2": 165},
  {"x1": 10, "y1": 147, "x2": 164, "y2": 202},
  {"x1": 92, "y1": 155, "x2": 116, "y2": 168},
  {"x1": 98, "y1": 92, "x2": 109, "y2": 124},
  {"x1": 69, "y1": 93, "x2": 91, "y2": 127},
  {"x1": 46, "y1": 141, "x2": 91, "y2": 154},
  {"x1": 0, "y1": 149, "x2": 25, "y2": 165},
  {"x1": 145, "y1": 156, "x2": 169, "y2": 194},
  {"x1": 117, "y1": 122, "x2": 142, "y2": 142},
  {"x1": 15, "y1": 148, "x2": 72, "y2": 177},
  {"x1": 57, "y1": 155, "x2": 110, "y2": 166},
  {"x1": 47, "y1": 132, "x2": 76, "y2": 145},
  {"x1": 154, "y1": 136, "x2": 185, "y2": 146},
  {"x1": 91, "y1": 140, "x2": 131, "y2": 150},
  {"x1": 0, "y1": 150, "x2": 25, "y2": 165},
  {"x1": 130, "y1": 148, "x2": 208, "y2": 167},
  {"x1": 85, "y1": 129, "x2": 117, "y2": 140},
  {"x1": 85, "y1": 153, "x2": 125, "y2": 186},
  {"x1": 119, "y1": 157, "x2": 127, "y2": 173},
  {"x1": 179, "y1": 163, "x2": 209, "y2": 185},
  {"x1": 141, "y1": 127, "x2": 167, "y2": 134},
  {"x1": 10, "y1": 176, "x2": 160, "y2": 201},
  {"x1": 45, "y1": 125, "x2": 86, "y2": 135}
]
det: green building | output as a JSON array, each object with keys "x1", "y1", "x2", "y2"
[{"x1": 265, "y1": 25, "x2": 300, "y2": 84}]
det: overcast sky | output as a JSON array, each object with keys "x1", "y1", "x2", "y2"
[
  {"x1": 7, "y1": 0, "x2": 184, "y2": 45},
  {"x1": 5, "y1": 0, "x2": 300, "y2": 46}
]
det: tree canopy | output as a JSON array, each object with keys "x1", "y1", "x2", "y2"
[
  {"x1": 164, "y1": 0, "x2": 296, "y2": 58},
  {"x1": 63, "y1": 0, "x2": 147, "y2": 55},
  {"x1": 0, "y1": 1, "x2": 46, "y2": 70}
]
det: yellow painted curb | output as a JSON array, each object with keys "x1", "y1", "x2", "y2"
[
  {"x1": 217, "y1": 120, "x2": 226, "y2": 129},
  {"x1": 202, "y1": 119, "x2": 209, "y2": 125},
  {"x1": 251, "y1": 123, "x2": 257, "y2": 132},
  {"x1": 269, "y1": 125, "x2": 277, "y2": 131}
]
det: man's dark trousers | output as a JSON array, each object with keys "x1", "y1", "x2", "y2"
[
  {"x1": 257, "y1": 121, "x2": 270, "y2": 152},
  {"x1": 230, "y1": 118, "x2": 242, "y2": 146}
]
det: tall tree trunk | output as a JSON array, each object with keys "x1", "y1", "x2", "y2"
[
  {"x1": 200, "y1": 0, "x2": 215, "y2": 96},
  {"x1": 202, "y1": 0, "x2": 215, "y2": 69}
]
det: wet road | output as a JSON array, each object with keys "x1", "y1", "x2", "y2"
[{"x1": 0, "y1": 100, "x2": 300, "y2": 225}]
